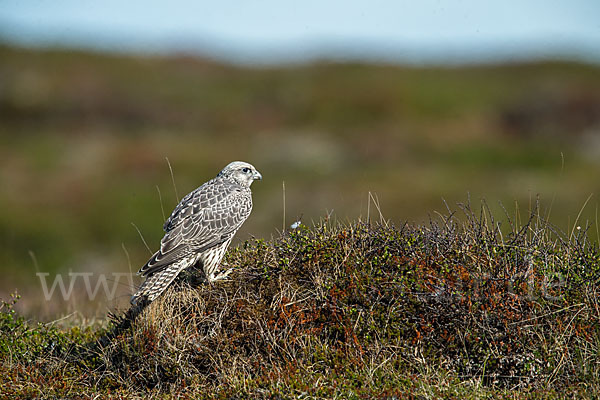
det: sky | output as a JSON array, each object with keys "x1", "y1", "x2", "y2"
[{"x1": 0, "y1": 0, "x2": 599, "y2": 64}]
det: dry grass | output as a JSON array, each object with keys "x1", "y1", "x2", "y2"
[{"x1": 1, "y1": 202, "x2": 600, "y2": 398}]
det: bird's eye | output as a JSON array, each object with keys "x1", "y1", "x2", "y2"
[{"x1": 242, "y1": 167, "x2": 250, "y2": 173}]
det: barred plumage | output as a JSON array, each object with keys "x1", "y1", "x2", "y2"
[{"x1": 131, "y1": 161, "x2": 262, "y2": 305}]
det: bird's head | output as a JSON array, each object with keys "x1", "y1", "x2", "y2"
[{"x1": 218, "y1": 161, "x2": 262, "y2": 187}]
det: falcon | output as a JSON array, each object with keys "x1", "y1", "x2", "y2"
[{"x1": 131, "y1": 161, "x2": 262, "y2": 305}]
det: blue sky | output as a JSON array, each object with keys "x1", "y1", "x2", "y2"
[{"x1": 0, "y1": 0, "x2": 599, "y2": 64}]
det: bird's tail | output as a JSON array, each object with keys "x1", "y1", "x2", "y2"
[{"x1": 130, "y1": 258, "x2": 192, "y2": 305}]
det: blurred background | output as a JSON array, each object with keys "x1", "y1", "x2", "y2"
[{"x1": 1, "y1": 1, "x2": 599, "y2": 319}]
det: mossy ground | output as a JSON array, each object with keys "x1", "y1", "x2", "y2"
[{"x1": 1, "y1": 203, "x2": 599, "y2": 398}]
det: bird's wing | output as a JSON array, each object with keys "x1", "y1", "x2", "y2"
[{"x1": 138, "y1": 180, "x2": 252, "y2": 276}]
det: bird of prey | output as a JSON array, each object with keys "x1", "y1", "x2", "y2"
[{"x1": 131, "y1": 161, "x2": 262, "y2": 305}]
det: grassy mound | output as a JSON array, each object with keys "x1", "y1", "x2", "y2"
[{"x1": 2, "y1": 204, "x2": 600, "y2": 398}]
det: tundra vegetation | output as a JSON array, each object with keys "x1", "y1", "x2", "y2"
[
  {"x1": 1, "y1": 203, "x2": 599, "y2": 398},
  {"x1": 2, "y1": 45, "x2": 600, "y2": 398}
]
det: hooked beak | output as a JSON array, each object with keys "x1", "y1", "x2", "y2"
[{"x1": 253, "y1": 170, "x2": 263, "y2": 181}]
